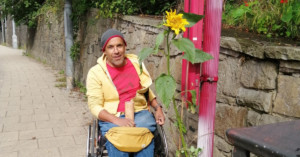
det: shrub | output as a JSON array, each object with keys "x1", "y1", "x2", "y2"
[{"x1": 223, "y1": 0, "x2": 300, "y2": 40}]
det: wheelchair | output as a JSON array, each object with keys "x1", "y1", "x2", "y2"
[{"x1": 86, "y1": 118, "x2": 169, "y2": 157}]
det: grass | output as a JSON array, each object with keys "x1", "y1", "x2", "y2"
[
  {"x1": 55, "y1": 83, "x2": 67, "y2": 88},
  {"x1": 74, "y1": 80, "x2": 87, "y2": 94},
  {"x1": 56, "y1": 77, "x2": 66, "y2": 82},
  {"x1": 55, "y1": 69, "x2": 66, "y2": 88}
]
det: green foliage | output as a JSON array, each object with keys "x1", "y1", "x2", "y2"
[
  {"x1": 95, "y1": 0, "x2": 177, "y2": 18},
  {"x1": 155, "y1": 74, "x2": 177, "y2": 108},
  {"x1": 223, "y1": 0, "x2": 300, "y2": 39},
  {"x1": 0, "y1": 0, "x2": 63, "y2": 28},
  {"x1": 58, "y1": 70, "x2": 65, "y2": 75},
  {"x1": 75, "y1": 80, "x2": 87, "y2": 94},
  {"x1": 71, "y1": 0, "x2": 97, "y2": 38},
  {"x1": 1, "y1": 0, "x2": 45, "y2": 27},
  {"x1": 182, "y1": 12, "x2": 205, "y2": 28},
  {"x1": 70, "y1": 42, "x2": 81, "y2": 61}
]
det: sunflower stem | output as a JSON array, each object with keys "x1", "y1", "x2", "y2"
[
  {"x1": 173, "y1": 96, "x2": 188, "y2": 157},
  {"x1": 166, "y1": 30, "x2": 171, "y2": 75}
]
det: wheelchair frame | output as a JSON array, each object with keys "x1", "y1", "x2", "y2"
[{"x1": 86, "y1": 119, "x2": 168, "y2": 157}]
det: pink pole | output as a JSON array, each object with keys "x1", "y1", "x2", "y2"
[
  {"x1": 197, "y1": 1, "x2": 223, "y2": 157},
  {"x1": 181, "y1": 0, "x2": 205, "y2": 105}
]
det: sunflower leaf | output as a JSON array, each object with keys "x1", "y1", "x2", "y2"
[
  {"x1": 182, "y1": 12, "x2": 204, "y2": 28},
  {"x1": 138, "y1": 48, "x2": 154, "y2": 74},
  {"x1": 155, "y1": 74, "x2": 176, "y2": 108}
]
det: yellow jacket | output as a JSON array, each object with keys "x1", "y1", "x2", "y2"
[{"x1": 86, "y1": 54, "x2": 156, "y2": 118}]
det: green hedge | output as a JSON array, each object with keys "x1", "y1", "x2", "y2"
[{"x1": 223, "y1": 0, "x2": 300, "y2": 40}]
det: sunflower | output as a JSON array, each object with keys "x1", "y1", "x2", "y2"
[{"x1": 163, "y1": 9, "x2": 189, "y2": 35}]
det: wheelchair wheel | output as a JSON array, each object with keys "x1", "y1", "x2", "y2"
[{"x1": 87, "y1": 120, "x2": 97, "y2": 157}]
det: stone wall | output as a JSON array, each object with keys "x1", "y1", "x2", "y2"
[
  {"x1": 214, "y1": 37, "x2": 300, "y2": 157},
  {"x1": 8, "y1": 8, "x2": 300, "y2": 156},
  {"x1": 29, "y1": 14, "x2": 66, "y2": 71}
]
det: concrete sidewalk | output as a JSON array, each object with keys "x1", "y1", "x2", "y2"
[{"x1": 0, "y1": 45, "x2": 93, "y2": 157}]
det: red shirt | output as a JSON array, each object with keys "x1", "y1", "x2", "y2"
[{"x1": 107, "y1": 58, "x2": 141, "y2": 112}]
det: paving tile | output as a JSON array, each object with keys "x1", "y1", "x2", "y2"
[
  {"x1": 19, "y1": 129, "x2": 54, "y2": 140},
  {"x1": 0, "y1": 139, "x2": 38, "y2": 153},
  {"x1": 5, "y1": 105, "x2": 21, "y2": 111},
  {"x1": 73, "y1": 134, "x2": 87, "y2": 145},
  {"x1": 3, "y1": 122, "x2": 36, "y2": 132},
  {"x1": 65, "y1": 118, "x2": 90, "y2": 127},
  {"x1": 21, "y1": 103, "x2": 46, "y2": 110},
  {"x1": 0, "y1": 47, "x2": 93, "y2": 156},
  {"x1": 49, "y1": 112, "x2": 77, "y2": 120},
  {"x1": 0, "y1": 99, "x2": 9, "y2": 105},
  {"x1": 36, "y1": 120, "x2": 67, "y2": 129},
  {"x1": 0, "y1": 140, "x2": 17, "y2": 153},
  {"x1": 34, "y1": 108, "x2": 61, "y2": 114},
  {"x1": 0, "y1": 116, "x2": 20, "y2": 125},
  {"x1": 0, "y1": 131, "x2": 19, "y2": 142},
  {"x1": 0, "y1": 151, "x2": 18, "y2": 157},
  {"x1": 0, "y1": 92, "x2": 10, "y2": 98},
  {"x1": 20, "y1": 114, "x2": 50, "y2": 123},
  {"x1": 0, "y1": 110, "x2": 6, "y2": 118},
  {"x1": 7, "y1": 97, "x2": 21, "y2": 105},
  {"x1": 20, "y1": 98, "x2": 33, "y2": 105},
  {"x1": 38, "y1": 136, "x2": 75, "y2": 149},
  {"x1": 59, "y1": 145, "x2": 86, "y2": 157},
  {"x1": 6, "y1": 109, "x2": 34, "y2": 117},
  {"x1": 53, "y1": 126, "x2": 86, "y2": 137},
  {"x1": 15, "y1": 140, "x2": 38, "y2": 151},
  {"x1": 19, "y1": 148, "x2": 60, "y2": 157},
  {"x1": 9, "y1": 92, "x2": 21, "y2": 97}
]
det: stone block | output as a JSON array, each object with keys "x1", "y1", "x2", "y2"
[
  {"x1": 259, "y1": 114, "x2": 291, "y2": 126},
  {"x1": 274, "y1": 75, "x2": 300, "y2": 117},
  {"x1": 215, "y1": 103, "x2": 247, "y2": 138},
  {"x1": 279, "y1": 60, "x2": 300, "y2": 74},
  {"x1": 220, "y1": 37, "x2": 242, "y2": 52},
  {"x1": 247, "y1": 110, "x2": 291, "y2": 126},
  {"x1": 218, "y1": 57, "x2": 241, "y2": 97},
  {"x1": 240, "y1": 60, "x2": 277, "y2": 89},
  {"x1": 237, "y1": 88, "x2": 274, "y2": 113},
  {"x1": 216, "y1": 94, "x2": 237, "y2": 106},
  {"x1": 220, "y1": 47, "x2": 241, "y2": 58},
  {"x1": 214, "y1": 135, "x2": 232, "y2": 153},
  {"x1": 237, "y1": 38, "x2": 265, "y2": 59},
  {"x1": 220, "y1": 37, "x2": 265, "y2": 59},
  {"x1": 170, "y1": 55, "x2": 182, "y2": 83},
  {"x1": 247, "y1": 110, "x2": 262, "y2": 126},
  {"x1": 265, "y1": 46, "x2": 300, "y2": 61}
]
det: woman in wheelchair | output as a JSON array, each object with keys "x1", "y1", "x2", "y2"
[{"x1": 86, "y1": 29, "x2": 165, "y2": 157}]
